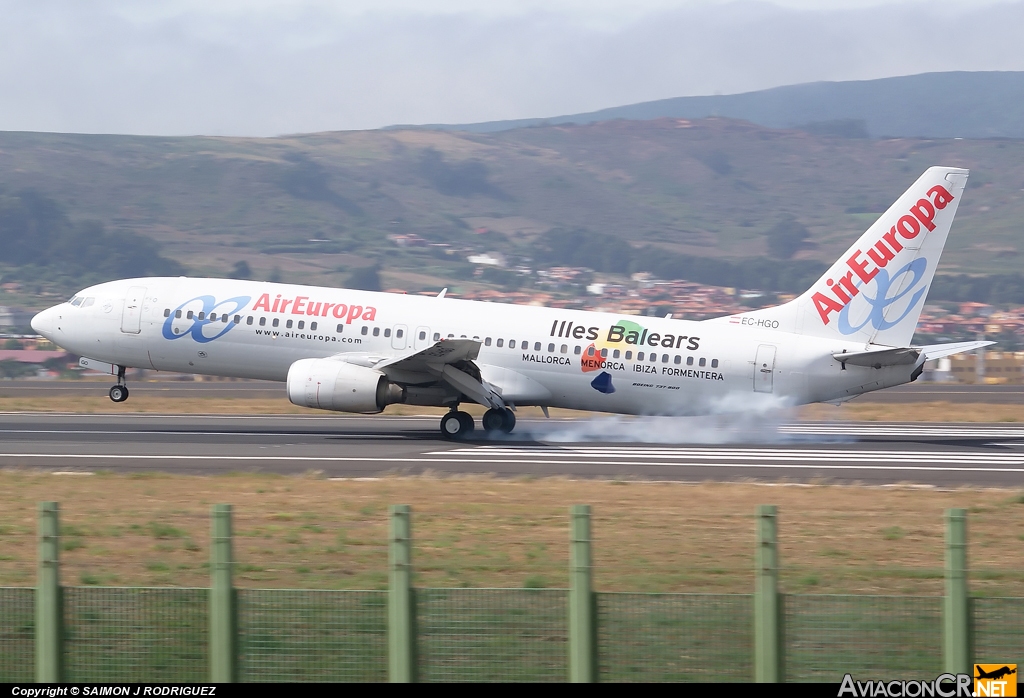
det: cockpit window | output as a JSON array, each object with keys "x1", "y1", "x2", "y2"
[
  {"x1": 81, "y1": 297, "x2": 95, "y2": 308},
  {"x1": 70, "y1": 296, "x2": 83, "y2": 307}
]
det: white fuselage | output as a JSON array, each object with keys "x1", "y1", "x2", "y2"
[{"x1": 31, "y1": 277, "x2": 918, "y2": 415}]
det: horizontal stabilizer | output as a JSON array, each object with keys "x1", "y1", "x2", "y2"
[
  {"x1": 917, "y1": 340, "x2": 994, "y2": 361},
  {"x1": 833, "y1": 346, "x2": 920, "y2": 368}
]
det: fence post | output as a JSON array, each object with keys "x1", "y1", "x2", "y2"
[
  {"x1": 210, "y1": 504, "x2": 236, "y2": 682},
  {"x1": 944, "y1": 508, "x2": 970, "y2": 674},
  {"x1": 755, "y1": 504, "x2": 782, "y2": 683},
  {"x1": 36, "y1": 501, "x2": 62, "y2": 683},
  {"x1": 569, "y1": 504, "x2": 597, "y2": 683},
  {"x1": 389, "y1": 505, "x2": 416, "y2": 683}
]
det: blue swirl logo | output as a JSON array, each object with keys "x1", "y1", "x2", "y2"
[
  {"x1": 162, "y1": 295, "x2": 251, "y2": 343},
  {"x1": 837, "y1": 259, "x2": 927, "y2": 336}
]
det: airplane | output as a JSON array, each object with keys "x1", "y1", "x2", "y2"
[{"x1": 31, "y1": 166, "x2": 991, "y2": 440}]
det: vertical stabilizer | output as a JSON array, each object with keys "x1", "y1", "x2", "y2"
[{"x1": 740, "y1": 167, "x2": 968, "y2": 347}]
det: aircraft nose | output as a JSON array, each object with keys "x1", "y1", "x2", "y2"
[{"x1": 31, "y1": 306, "x2": 57, "y2": 339}]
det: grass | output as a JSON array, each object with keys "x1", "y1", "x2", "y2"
[{"x1": 1, "y1": 471, "x2": 1023, "y2": 595}]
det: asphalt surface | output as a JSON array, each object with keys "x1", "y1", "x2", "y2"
[
  {"x1": 3, "y1": 380, "x2": 1023, "y2": 403},
  {"x1": 1, "y1": 413, "x2": 1022, "y2": 487}
]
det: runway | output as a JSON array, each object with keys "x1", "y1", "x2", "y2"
[{"x1": 1, "y1": 413, "x2": 1022, "y2": 487}]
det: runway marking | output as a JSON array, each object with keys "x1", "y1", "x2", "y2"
[
  {"x1": 1, "y1": 453, "x2": 1023, "y2": 473},
  {"x1": 434, "y1": 446, "x2": 1024, "y2": 465},
  {"x1": 0, "y1": 429, "x2": 411, "y2": 438},
  {"x1": 782, "y1": 425, "x2": 1024, "y2": 438}
]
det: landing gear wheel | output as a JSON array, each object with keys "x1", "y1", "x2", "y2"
[
  {"x1": 483, "y1": 408, "x2": 516, "y2": 434},
  {"x1": 109, "y1": 385, "x2": 129, "y2": 403},
  {"x1": 441, "y1": 410, "x2": 474, "y2": 440}
]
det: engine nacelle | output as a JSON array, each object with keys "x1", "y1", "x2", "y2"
[{"x1": 286, "y1": 358, "x2": 404, "y2": 413}]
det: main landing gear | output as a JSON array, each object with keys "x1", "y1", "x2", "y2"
[
  {"x1": 109, "y1": 365, "x2": 129, "y2": 403},
  {"x1": 440, "y1": 407, "x2": 516, "y2": 440}
]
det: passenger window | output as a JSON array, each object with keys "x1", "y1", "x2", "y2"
[
  {"x1": 662, "y1": 354, "x2": 668, "y2": 363},
  {"x1": 234, "y1": 315, "x2": 240, "y2": 324},
  {"x1": 362, "y1": 327, "x2": 369, "y2": 335},
  {"x1": 419, "y1": 331, "x2": 427, "y2": 340},
  {"x1": 587, "y1": 347, "x2": 595, "y2": 356},
  {"x1": 560, "y1": 344, "x2": 567, "y2": 353},
  {"x1": 461, "y1": 335, "x2": 467, "y2": 339},
  {"x1": 222, "y1": 314, "x2": 228, "y2": 324},
  {"x1": 485, "y1": 337, "x2": 492, "y2": 346},
  {"x1": 286, "y1": 320, "x2": 293, "y2": 329},
  {"x1": 534, "y1": 342, "x2": 541, "y2": 351},
  {"x1": 433, "y1": 333, "x2": 440, "y2": 341},
  {"x1": 272, "y1": 318, "x2": 279, "y2": 328},
  {"x1": 637, "y1": 352, "x2": 645, "y2": 361},
  {"x1": 397, "y1": 329, "x2": 404, "y2": 338},
  {"x1": 625, "y1": 351, "x2": 632, "y2": 360},
  {"x1": 176, "y1": 310, "x2": 182, "y2": 319},
  {"x1": 650, "y1": 353, "x2": 657, "y2": 363},
  {"x1": 447, "y1": 333, "x2": 454, "y2": 339},
  {"x1": 311, "y1": 322, "x2": 317, "y2": 331},
  {"x1": 297, "y1": 320, "x2": 304, "y2": 330},
  {"x1": 383, "y1": 328, "x2": 390, "y2": 337},
  {"x1": 187, "y1": 311, "x2": 194, "y2": 320},
  {"x1": 198, "y1": 312, "x2": 205, "y2": 320},
  {"x1": 209, "y1": 313, "x2": 217, "y2": 322},
  {"x1": 246, "y1": 316, "x2": 253, "y2": 325},
  {"x1": 674, "y1": 355, "x2": 681, "y2": 365},
  {"x1": 373, "y1": 327, "x2": 380, "y2": 336},
  {"x1": 496, "y1": 338, "x2": 503, "y2": 347},
  {"x1": 509, "y1": 340, "x2": 516, "y2": 349},
  {"x1": 259, "y1": 317, "x2": 266, "y2": 327},
  {"x1": 601, "y1": 349, "x2": 608, "y2": 358},
  {"x1": 164, "y1": 308, "x2": 170, "y2": 317},
  {"x1": 547, "y1": 343, "x2": 555, "y2": 352},
  {"x1": 613, "y1": 349, "x2": 620, "y2": 359},
  {"x1": 711, "y1": 359, "x2": 719, "y2": 368},
  {"x1": 574, "y1": 346, "x2": 581, "y2": 355},
  {"x1": 699, "y1": 358, "x2": 706, "y2": 367},
  {"x1": 336, "y1": 324, "x2": 343, "y2": 333},
  {"x1": 473, "y1": 336, "x2": 479, "y2": 341},
  {"x1": 687, "y1": 356, "x2": 694, "y2": 366}
]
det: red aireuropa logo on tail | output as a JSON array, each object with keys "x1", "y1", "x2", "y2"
[{"x1": 812, "y1": 184, "x2": 955, "y2": 326}]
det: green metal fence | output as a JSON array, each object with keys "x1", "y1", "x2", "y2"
[
  {"x1": 784, "y1": 594, "x2": 943, "y2": 682},
  {"x1": 597, "y1": 592, "x2": 753, "y2": 682},
  {"x1": 0, "y1": 587, "x2": 34, "y2": 683},
  {"x1": 973, "y1": 597, "x2": 1024, "y2": 667},
  {"x1": 237, "y1": 589, "x2": 388, "y2": 682},
  {"x1": 417, "y1": 588, "x2": 568, "y2": 682},
  {"x1": 63, "y1": 587, "x2": 208, "y2": 683}
]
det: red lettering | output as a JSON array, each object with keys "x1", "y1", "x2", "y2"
[
  {"x1": 867, "y1": 239, "x2": 896, "y2": 268},
  {"x1": 838, "y1": 271, "x2": 859, "y2": 299},
  {"x1": 253, "y1": 294, "x2": 271, "y2": 311},
  {"x1": 812, "y1": 292, "x2": 844, "y2": 325},
  {"x1": 846, "y1": 250, "x2": 878, "y2": 284},
  {"x1": 827, "y1": 278, "x2": 851, "y2": 304},
  {"x1": 293, "y1": 296, "x2": 307, "y2": 314},
  {"x1": 279, "y1": 299, "x2": 292, "y2": 313},
  {"x1": 307, "y1": 302, "x2": 322, "y2": 316},
  {"x1": 910, "y1": 198, "x2": 936, "y2": 232},
  {"x1": 882, "y1": 228, "x2": 904, "y2": 253},
  {"x1": 897, "y1": 215, "x2": 921, "y2": 239},
  {"x1": 332, "y1": 304, "x2": 347, "y2": 319},
  {"x1": 321, "y1": 302, "x2": 334, "y2": 316},
  {"x1": 347, "y1": 305, "x2": 363, "y2": 324},
  {"x1": 271, "y1": 295, "x2": 282, "y2": 312},
  {"x1": 928, "y1": 184, "x2": 954, "y2": 209},
  {"x1": 362, "y1": 307, "x2": 377, "y2": 321}
]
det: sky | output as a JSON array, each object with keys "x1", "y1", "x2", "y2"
[{"x1": 0, "y1": 0, "x2": 1022, "y2": 136}]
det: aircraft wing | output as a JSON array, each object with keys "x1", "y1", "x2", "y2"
[{"x1": 371, "y1": 340, "x2": 506, "y2": 410}]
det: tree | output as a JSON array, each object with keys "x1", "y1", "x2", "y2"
[
  {"x1": 228, "y1": 261, "x2": 252, "y2": 279},
  {"x1": 349, "y1": 265, "x2": 381, "y2": 291}
]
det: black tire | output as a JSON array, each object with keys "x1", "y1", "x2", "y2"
[
  {"x1": 441, "y1": 411, "x2": 474, "y2": 440},
  {"x1": 482, "y1": 408, "x2": 506, "y2": 432},
  {"x1": 109, "y1": 385, "x2": 129, "y2": 403},
  {"x1": 500, "y1": 408, "x2": 516, "y2": 434}
]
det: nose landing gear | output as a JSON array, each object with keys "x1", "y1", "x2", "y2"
[{"x1": 109, "y1": 366, "x2": 129, "y2": 403}]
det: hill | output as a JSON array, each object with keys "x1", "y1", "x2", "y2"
[
  {"x1": 1, "y1": 118, "x2": 1023, "y2": 305},
  {"x1": 396, "y1": 72, "x2": 1024, "y2": 140}
]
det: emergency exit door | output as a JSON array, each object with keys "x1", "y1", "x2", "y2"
[{"x1": 754, "y1": 344, "x2": 776, "y2": 393}]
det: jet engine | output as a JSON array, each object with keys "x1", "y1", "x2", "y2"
[{"x1": 286, "y1": 358, "x2": 404, "y2": 413}]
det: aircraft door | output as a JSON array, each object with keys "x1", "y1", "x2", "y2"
[
  {"x1": 414, "y1": 326, "x2": 431, "y2": 350},
  {"x1": 754, "y1": 344, "x2": 776, "y2": 393},
  {"x1": 392, "y1": 324, "x2": 408, "y2": 350},
  {"x1": 121, "y1": 286, "x2": 146, "y2": 334}
]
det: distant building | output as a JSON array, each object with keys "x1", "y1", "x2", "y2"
[{"x1": 467, "y1": 252, "x2": 506, "y2": 267}]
